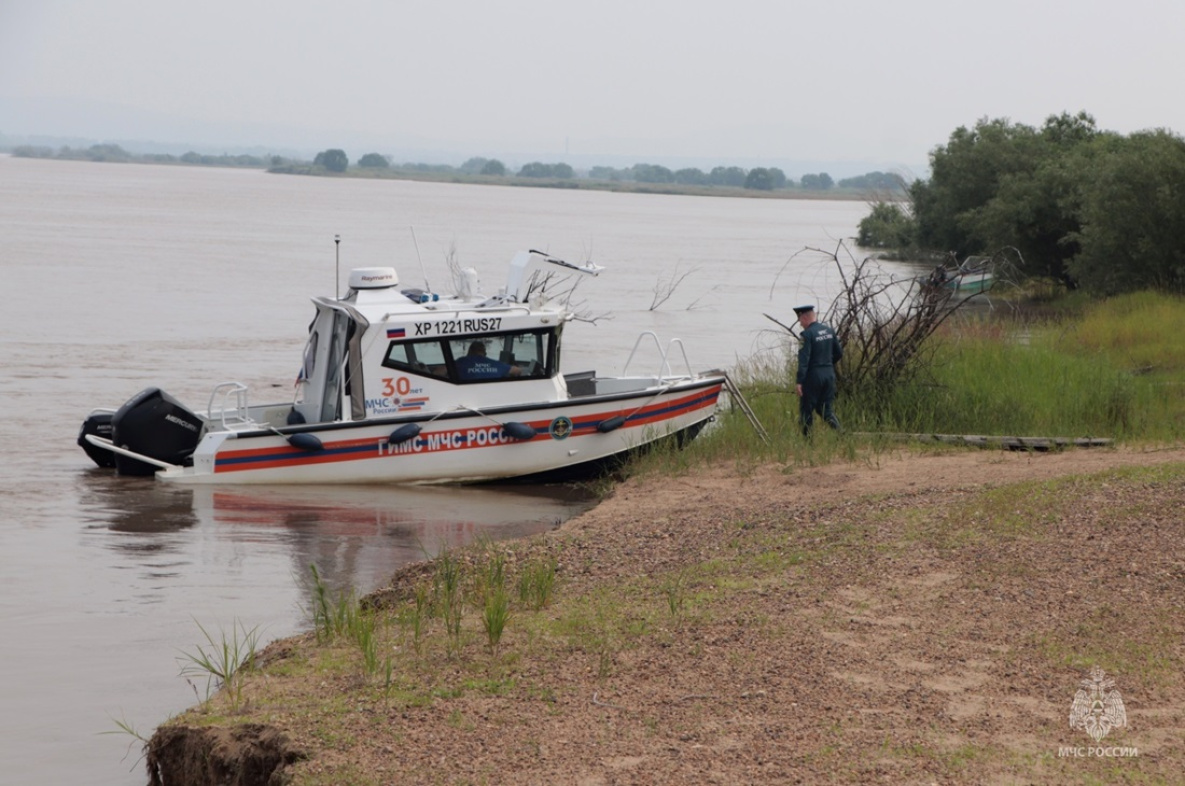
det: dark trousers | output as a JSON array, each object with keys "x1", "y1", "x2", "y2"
[{"x1": 799, "y1": 372, "x2": 840, "y2": 436}]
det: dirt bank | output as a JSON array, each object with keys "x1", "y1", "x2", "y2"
[{"x1": 147, "y1": 445, "x2": 1185, "y2": 785}]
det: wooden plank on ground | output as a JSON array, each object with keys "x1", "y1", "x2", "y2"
[{"x1": 851, "y1": 433, "x2": 1113, "y2": 451}]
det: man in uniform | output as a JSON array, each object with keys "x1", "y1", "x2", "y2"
[
  {"x1": 794, "y1": 304, "x2": 843, "y2": 436},
  {"x1": 455, "y1": 341, "x2": 521, "y2": 381}
]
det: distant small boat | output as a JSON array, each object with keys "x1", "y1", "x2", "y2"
[
  {"x1": 947, "y1": 256, "x2": 994, "y2": 294},
  {"x1": 922, "y1": 256, "x2": 994, "y2": 296},
  {"x1": 78, "y1": 250, "x2": 725, "y2": 485}
]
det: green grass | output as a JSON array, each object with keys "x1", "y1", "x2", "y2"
[
  {"x1": 1057, "y1": 290, "x2": 1185, "y2": 374},
  {"x1": 874, "y1": 292, "x2": 1185, "y2": 440},
  {"x1": 516, "y1": 556, "x2": 558, "y2": 610},
  {"x1": 1035, "y1": 605, "x2": 1181, "y2": 689},
  {"x1": 481, "y1": 587, "x2": 512, "y2": 655},
  {"x1": 662, "y1": 290, "x2": 1185, "y2": 473},
  {"x1": 877, "y1": 334, "x2": 1139, "y2": 435}
]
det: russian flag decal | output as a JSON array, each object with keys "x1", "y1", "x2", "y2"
[{"x1": 387, "y1": 327, "x2": 406, "y2": 339}]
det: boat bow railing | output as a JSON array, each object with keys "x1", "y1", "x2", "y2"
[
  {"x1": 622, "y1": 332, "x2": 695, "y2": 380},
  {"x1": 207, "y1": 382, "x2": 253, "y2": 430}
]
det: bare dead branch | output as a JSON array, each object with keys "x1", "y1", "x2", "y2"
[
  {"x1": 771, "y1": 241, "x2": 1024, "y2": 410},
  {"x1": 763, "y1": 312, "x2": 798, "y2": 335},
  {"x1": 443, "y1": 240, "x2": 464, "y2": 292},
  {"x1": 523, "y1": 269, "x2": 611, "y2": 325},
  {"x1": 650, "y1": 263, "x2": 697, "y2": 311}
]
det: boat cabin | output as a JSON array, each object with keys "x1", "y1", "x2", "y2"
[{"x1": 290, "y1": 251, "x2": 584, "y2": 426}]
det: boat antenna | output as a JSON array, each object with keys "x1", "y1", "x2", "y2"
[
  {"x1": 334, "y1": 234, "x2": 341, "y2": 298},
  {"x1": 411, "y1": 226, "x2": 431, "y2": 293}
]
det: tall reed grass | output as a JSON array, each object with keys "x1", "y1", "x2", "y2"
[
  {"x1": 308, "y1": 564, "x2": 388, "y2": 677},
  {"x1": 1054, "y1": 290, "x2": 1185, "y2": 375},
  {"x1": 675, "y1": 291, "x2": 1185, "y2": 465}
]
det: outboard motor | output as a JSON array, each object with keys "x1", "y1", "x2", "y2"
[
  {"x1": 77, "y1": 410, "x2": 117, "y2": 468},
  {"x1": 110, "y1": 387, "x2": 204, "y2": 476}
]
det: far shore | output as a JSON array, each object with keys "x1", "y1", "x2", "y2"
[
  {"x1": 2, "y1": 148, "x2": 899, "y2": 202},
  {"x1": 267, "y1": 165, "x2": 888, "y2": 201}
]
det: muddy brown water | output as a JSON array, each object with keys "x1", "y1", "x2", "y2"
[{"x1": 0, "y1": 155, "x2": 887, "y2": 783}]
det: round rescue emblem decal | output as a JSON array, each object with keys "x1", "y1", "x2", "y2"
[{"x1": 549, "y1": 416, "x2": 573, "y2": 440}]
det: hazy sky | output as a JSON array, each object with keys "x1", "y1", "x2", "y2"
[{"x1": 2, "y1": 0, "x2": 1183, "y2": 173}]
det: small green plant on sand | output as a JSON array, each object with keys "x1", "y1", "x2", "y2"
[
  {"x1": 102, "y1": 712, "x2": 150, "y2": 769},
  {"x1": 476, "y1": 547, "x2": 512, "y2": 654},
  {"x1": 434, "y1": 548, "x2": 466, "y2": 657},
  {"x1": 310, "y1": 563, "x2": 359, "y2": 644},
  {"x1": 517, "y1": 556, "x2": 558, "y2": 610},
  {"x1": 177, "y1": 618, "x2": 261, "y2": 713},
  {"x1": 410, "y1": 581, "x2": 431, "y2": 653},
  {"x1": 310, "y1": 563, "x2": 389, "y2": 677},
  {"x1": 482, "y1": 587, "x2": 512, "y2": 655},
  {"x1": 662, "y1": 568, "x2": 691, "y2": 619},
  {"x1": 353, "y1": 607, "x2": 382, "y2": 676}
]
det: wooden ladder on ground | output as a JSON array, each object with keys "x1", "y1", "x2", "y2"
[{"x1": 711, "y1": 370, "x2": 769, "y2": 443}]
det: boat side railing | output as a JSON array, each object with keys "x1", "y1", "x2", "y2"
[
  {"x1": 622, "y1": 332, "x2": 695, "y2": 379},
  {"x1": 207, "y1": 382, "x2": 252, "y2": 430}
]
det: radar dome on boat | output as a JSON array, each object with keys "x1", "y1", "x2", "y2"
[{"x1": 348, "y1": 267, "x2": 399, "y2": 290}]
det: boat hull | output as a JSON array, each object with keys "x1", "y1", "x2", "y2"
[
  {"x1": 948, "y1": 272, "x2": 992, "y2": 294},
  {"x1": 157, "y1": 379, "x2": 723, "y2": 485}
]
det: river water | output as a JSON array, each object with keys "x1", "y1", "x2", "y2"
[{"x1": 0, "y1": 155, "x2": 882, "y2": 783}]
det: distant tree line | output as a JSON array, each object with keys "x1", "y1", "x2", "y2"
[
  {"x1": 9, "y1": 140, "x2": 907, "y2": 200},
  {"x1": 517, "y1": 161, "x2": 574, "y2": 178},
  {"x1": 837, "y1": 171, "x2": 906, "y2": 190},
  {"x1": 589, "y1": 163, "x2": 804, "y2": 190},
  {"x1": 858, "y1": 111, "x2": 1185, "y2": 294},
  {"x1": 12, "y1": 143, "x2": 290, "y2": 168},
  {"x1": 300, "y1": 149, "x2": 906, "y2": 194}
]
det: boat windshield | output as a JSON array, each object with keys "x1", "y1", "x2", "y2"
[{"x1": 382, "y1": 327, "x2": 556, "y2": 384}]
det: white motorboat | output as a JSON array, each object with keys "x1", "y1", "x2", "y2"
[{"x1": 79, "y1": 250, "x2": 725, "y2": 484}]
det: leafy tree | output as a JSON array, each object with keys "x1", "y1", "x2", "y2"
[
  {"x1": 552, "y1": 162, "x2": 574, "y2": 179},
  {"x1": 674, "y1": 167, "x2": 709, "y2": 185},
  {"x1": 881, "y1": 110, "x2": 1185, "y2": 292},
  {"x1": 479, "y1": 159, "x2": 506, "y2": 176},
  {"x1": 839, "y1": 171, "x2": 908, "y2": 191},
  {"x1": 357, "y1": 153, "x2": 389, "y2": 168},
  {"x1": 909, "y1": 118, "x2": 1044, "y2": 258},
  {"x1": 744, "y1": 167, "x2": 775, "y2": 190},
  {"x1": 767, "y1": 167, "x2": 788, "y2": 189},
  {"x1": 858, "y1": 202, "x2": 915, "y2": 248},
  {"x1": 632, "y1": 163, "x2": 674, "y2": 183},
  {"x1": 1069, "y1": 130, "x2": 1185, "y2": 293},
  {"x1": 83, "y1": 144, "x2": 132, "y2": 162},
  {"x1": 908, "y1": 112, "x2": 1100, "y2": 282},
  {"x1": 459, "y1": 157, "x2": 489, "y2": 174},
  {"x1": 709, "y1": 166, "x2": 746, "y2": 187},
  {"x1": 800, "y1": 172, "x2": 834, "y2": 190},
  {"x1": 589, "y1": 165, "x2": 625, "y2": 181},
  {"x1": 313, "y1": 149, "x2": 349, "y2": 172}
]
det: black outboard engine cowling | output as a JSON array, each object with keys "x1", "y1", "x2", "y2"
[
  {"x1": 77, "y1": 410, "x2": 117, "y2": 468},
  {"x1": 110, "y1": 387, "x2": 204, "y2": 476}
]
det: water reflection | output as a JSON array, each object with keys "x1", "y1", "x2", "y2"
[
  {"x1": 76, "y1": 472, "x2": 596, "y2": 594},
  {"x1": 78, "y1": 470, "x2": 199, "y2": 536}
]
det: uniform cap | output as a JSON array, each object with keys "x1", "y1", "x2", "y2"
[{"x1": 793, "y1": 304, "x2": 815, "y2": 315}]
